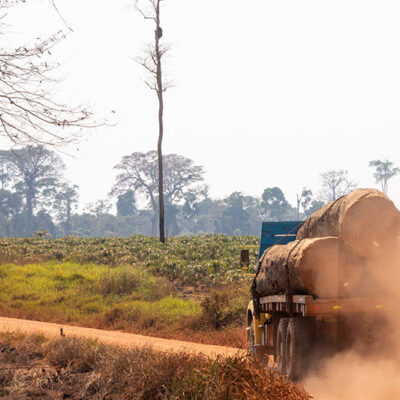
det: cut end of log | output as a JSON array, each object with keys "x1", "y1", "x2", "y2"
[
  {"x1": 298, "y1": 189, "x2": 400, "y2": 259},
  {"x1": 341, "y1": 194, "x2": 400, "y2": 258},
  {"x1": 367, "y1": 238, "x2": 400, "y2": 296}
]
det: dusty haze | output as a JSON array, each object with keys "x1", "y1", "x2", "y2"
[{"x1": 305, "y1": 236, "x2": 400, "y2": 399}]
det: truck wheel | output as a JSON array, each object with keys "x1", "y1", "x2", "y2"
[
  {"x1": 285, "y1": 318, "x2": 306, "y2": 381},
  {"x1": 249, "y1": 320, "x2": 268, "y2": 362},
  {"x1": 249, "y1": 320, "x2": 256, "y2": 353},
  {"x1": 276, "y1": 318, "x2": 289, "y2": 375}
]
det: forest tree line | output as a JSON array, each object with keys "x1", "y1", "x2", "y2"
[{"x1": 0, "y1": 146, "x2": 398, "y2": 238}]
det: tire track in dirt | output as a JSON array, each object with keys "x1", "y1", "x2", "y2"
[{"x1": 0, "y1": 316, "x2": 244, "y2": 358}]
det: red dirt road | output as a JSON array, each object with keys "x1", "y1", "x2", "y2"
[{"x1": 0, "y1": 316, "x2": 244, "y2": 358}]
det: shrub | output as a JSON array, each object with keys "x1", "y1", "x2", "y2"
[{"x1": 196, "y1": 286, "x2": 250, "y2": 330}]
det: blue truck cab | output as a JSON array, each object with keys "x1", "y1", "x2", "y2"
[{"x1": 257, "y1": 221, "x2": 302, "y2": 259}]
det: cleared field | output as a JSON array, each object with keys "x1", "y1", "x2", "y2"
[
  {"x1": 0, "y1": 234, "x2": 259, "y2": 347},
  {"x1": 0, "y1": 235, "x2": 259, "y2": 286}
]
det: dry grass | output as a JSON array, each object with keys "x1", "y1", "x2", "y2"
[{"x1": 0, "y1": 332, "x2": 311, "y2": 400}]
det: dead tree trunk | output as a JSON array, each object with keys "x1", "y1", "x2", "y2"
[
  {"x1": 155, "y1": 1, "x2": 165, "y2": 243},
  {"x1": 136, "y1": 0, "x2": 170, "y2": 243}
]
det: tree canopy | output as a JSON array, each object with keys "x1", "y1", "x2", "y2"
[
  {"x1": 261, "y1": 187, "x2": 295, "y2": 221},
  {"x1": 0, "y1": 145, "x2": 65, "y2": 234},
  {"x1": 369, "y1": 159, "x2": 399, "y2": 194},
  {"x1": 111, "y1": 151, "x2": 206, "y2": 235}
]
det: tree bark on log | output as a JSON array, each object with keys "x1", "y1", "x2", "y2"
[
  {"x1": 296, "y1": 189, "x2": 400, "y2": 258},
  {"x1": 254, "y1": 237, "x2": 364, "y2": 298}
]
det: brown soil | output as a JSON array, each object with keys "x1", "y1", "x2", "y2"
[{"x1": 0, "y1": 316, "x2": 243, "y2": 358}]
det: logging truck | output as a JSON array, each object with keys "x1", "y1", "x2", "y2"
[{"x1": 244, "y1": 221, "x2": 391, "y2": 381}]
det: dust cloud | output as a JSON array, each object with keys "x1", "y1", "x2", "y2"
[
  {"x1": 305, "y1": 352, "x2": 400, "y2": 400},
  {"x1": 304, "y1": 237, "x2": 400, "y2": 399}
]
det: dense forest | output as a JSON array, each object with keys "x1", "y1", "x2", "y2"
[
  {"x1": 0, "y1": 145, "x2": 395, "y2": 238},
  {"x1": 0, "y1": 145, "x2": 328, "y2": 238}
]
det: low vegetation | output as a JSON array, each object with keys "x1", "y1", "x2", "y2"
[
  {"x1": 0, "y1": 235, "x2": 259, "y2": 286},
  {"x1": 0, "y1": 332, "x2": 311, "y2": 400},
  {"x1": 0, "y1": 235, "x2": 259, "y2": 347},
  {"x1": 0, "y1": 261, "x2": 250, "y2": 347}
]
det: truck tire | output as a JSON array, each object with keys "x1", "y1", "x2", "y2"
[
  {"x1": 285, "y1": 318, "x2": 303, "y2": 380},
  {"x1": 285, "y1": 317, "x2": 315, "y2": 381},
  {"x1": 249, "y1": 321, "x2": 268, "y2": 362},
  {"x1": 249, "y1": 320, "x2": 256, "y2": 353},
  {"x1": 276, "y1": 318, "x2": 289, "y2": 375}
]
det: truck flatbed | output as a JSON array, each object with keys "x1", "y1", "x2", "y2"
[{"x1": 258, "y1": 294, "x2": 388, "y2": 317}]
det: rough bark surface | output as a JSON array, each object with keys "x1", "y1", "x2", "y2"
[
  {"x1": 254, "y1": 237, "x2": 364, "y2": 298},
  {"x1": 296, "y1": 189, "x2": 400, "y2": 258}
]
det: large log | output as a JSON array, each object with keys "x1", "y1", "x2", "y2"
[
  {"x1": 296, "y1": 189, "x2": 400, "y2": 258},
  {"x1": 254, "y1": 237, "x2": 364, "y2": 298},
  {"x1": 366, "y1": 239, "x2": 400, "y2": 296}
]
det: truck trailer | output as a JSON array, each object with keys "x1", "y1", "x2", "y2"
[{"x1": 245, "y1": 222, "x2": 391, "y2": 381}]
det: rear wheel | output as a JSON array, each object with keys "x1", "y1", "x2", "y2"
[
  {"x1": 285, "y1": 317, "x2": 315, "y2": 381},
  {"x1": 249, "y1": 320, "x2": 268, "y2": 362},
  {"x1": 276, "y1": 318, "x2": 289, "y2": 375},
  {"x1": 249, "y1": 320, "x2": 256, "y2": 353},
  {"x1": 285, "y1": 318, "x2": 302, "y2": 380}
]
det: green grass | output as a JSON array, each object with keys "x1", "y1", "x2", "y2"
[
  {"x1": 0, "y1": 262, "x2": 201, "y2": 331},
  {"x1": 0, "y1": 235, "x2": 258, "y2": 346}
]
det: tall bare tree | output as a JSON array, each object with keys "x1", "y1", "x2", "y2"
[
  {"x1": 369, "y1": 159, "x2": 400, "y2": 194},
  {"x1": 136, "y1": 0, "x2": 172, "y2": 243},
  {"x1": 0, "y1": 0, "x2": 96, "y2": 147}
]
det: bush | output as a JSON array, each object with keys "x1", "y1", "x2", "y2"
[{"x1": 196, "y1": 286, "x2": 250, "y2": 330}]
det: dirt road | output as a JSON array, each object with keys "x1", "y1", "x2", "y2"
[{"x1": 0, "y1": 316, "x2": 244, "y2": 358}]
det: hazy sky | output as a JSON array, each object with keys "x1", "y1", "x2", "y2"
[{"x1": 5, "y1": 0, "x2": 400, "y2": 209}]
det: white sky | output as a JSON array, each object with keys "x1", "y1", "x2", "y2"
[{"x1": 5, "y1": 0, "x2": 400, "y2": 210}]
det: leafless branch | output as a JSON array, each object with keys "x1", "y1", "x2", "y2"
[
  {"x1": 135, "y1": 6, "x2": 156, "y2": 21},
  {"x1": 0, "y1": 2, "x2": 102, "y2": 147},
  {"x1": 49, "y1": 0, "x2": 74, "y2": 33}
]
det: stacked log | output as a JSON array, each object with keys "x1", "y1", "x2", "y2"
[
  {"x1": 366, "y1": 238, "x2": 400, "y2": 296},
  {"x1": 254, "y1": 237, "x2": 364, "y2": 298},
  {"x1": 253, "y1": 189, "x2": 400, "y2": 299},
  {"x1": 296, "y1": 189, "x2": 400, "y2": 258}
]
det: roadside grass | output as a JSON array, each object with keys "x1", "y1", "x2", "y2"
[
  {"x1": 0, "y1": 235, "x2": 258, "y2": 347},
  {"x1": 0, "y1": 332, "x2": 311, "y2": 400},
  {"x1": 0, "y1": 262, "x2": 200, "y2": 331},
  {"x1": 0, "y1": 262, "x2": 250, "y2": 347}
]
